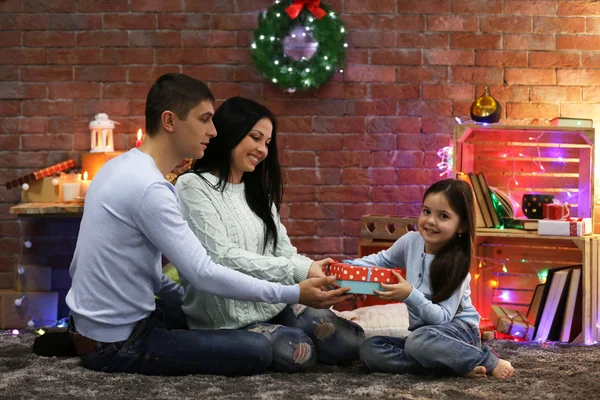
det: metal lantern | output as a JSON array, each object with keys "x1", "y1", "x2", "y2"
[{"x1": 89, "y1": 113, "x2": 116, "y2": 153}]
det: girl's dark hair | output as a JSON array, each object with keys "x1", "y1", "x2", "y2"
[
  {"x1": 425, "y1": 178, "x2": 476, "y2": 303},
  {"x1": 190, "y1": 97, "x2": 281, "y2": 252}
]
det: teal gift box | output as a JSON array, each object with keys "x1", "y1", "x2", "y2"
[{"x1": 324, "y1": 262, "x2": 403, "y2": 295}]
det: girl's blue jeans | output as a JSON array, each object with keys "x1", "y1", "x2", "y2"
[
  {"x1": 243, "y1": 304, "x2": 366, "y2": 373},
  {"x1": 360, "y1": 318, "x2": 499, "y2": 376}
]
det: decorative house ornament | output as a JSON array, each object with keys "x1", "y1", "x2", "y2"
[
  {"x1": 251, "y1": 0, "x2": 347, "y2": 91},
  {"x1": 89, "y1": 113, "x2": 116, "y2": 153},
  {"x1": 470, "y1": 86, "x2": 502, "y2": 123}
]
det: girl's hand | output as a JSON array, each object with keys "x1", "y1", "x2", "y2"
[
  {"x1": 308, "y1": 258, "x2": 339, "y2": 290},
  {"x1": 374, "y1": 270, "x2": 412, "y2": 301}
]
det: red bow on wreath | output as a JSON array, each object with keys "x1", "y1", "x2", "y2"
[{"x1": 285, "y1": 0, "x2": 327, "y2": 20}]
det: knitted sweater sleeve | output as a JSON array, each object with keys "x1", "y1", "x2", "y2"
[{"x1": 177, "y1": 176, "x2": 300, "y2": 283}]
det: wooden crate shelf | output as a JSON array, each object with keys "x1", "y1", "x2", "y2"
[
  {"x1": 9, "y1": 202, "x2": 84, "y2": 217},
  {"x1": 452, "y1": 124, "x2": 598, "y2": 231}
]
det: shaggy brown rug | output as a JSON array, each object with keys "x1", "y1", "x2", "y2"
[{"x1": 0, "y1": 333, "x2": 598, "y2": 399}]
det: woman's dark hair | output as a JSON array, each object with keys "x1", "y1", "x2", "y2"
[
  {"x1": 425, "y1": 179, "x2": 475, "y2": 303},
  {"x1": 190, "y1": 97, "x2": 281, "y2": 252}
]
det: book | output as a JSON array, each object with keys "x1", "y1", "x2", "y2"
[
  {"x1": 460, "y1": 173, "x2": 485, "y2": 228},
  {"x1": 526, "y1": 283, "x2": 545, "y2": 324},
  {"x1": 547, "y1": 268, "x2": 573, "y2": 341},
  {"x1": 477, "y1": 173, "x2": 502, "y2": 228},
  {"x1": 490, "y1": 186, "x2": 515, "y2": 218},
  {"x1": 503, "y1": 218, "x2": 539, "y2": 231},
  {"x1": 534, "y1": 268, "x2": 571, "y2": 341},
  {"x1": 559, "y1": 267, "x2": 582, "y2": 342},
  {"x1": 468, "y1": 172, "x2": 493, "y2": 227}
]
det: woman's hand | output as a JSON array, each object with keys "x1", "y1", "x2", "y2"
[
  {"x1": 308, "y1": 258, "x2": 337, "y2": 290},
  {"x1": 374, "y1": 270, "x2": 412, "y2": 301}
]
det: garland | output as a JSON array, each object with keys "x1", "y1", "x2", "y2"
[{"x1": 251, "y1": 0, "x2": 347, "y2": 91}]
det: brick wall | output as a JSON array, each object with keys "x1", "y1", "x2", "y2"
[{"x1": 3, "y1": 0, "x2": 600, "y2": 285}]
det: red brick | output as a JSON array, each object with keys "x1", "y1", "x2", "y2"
[
  {"x1": 481, "y1": 16, "x2": 533, "y2": 33},
  {"x1": 343, "y1": 65, "x2": 395, "y2": 82},
  {"x1": 285, "y1": 134, "x2": 342, "y2": 151},
  {"x1": 23, "y1": 100, "x2": 74, "y2": 117},
  {"x1": 397, "y1": 66, "x2": 448, "y2": 83},
  {"x1": 345, "y1": 0, "x2": 395, "y2": 13},
  {"x1": 342, "y1": 168, "x2": 395, "y2": 185},
  {"x1": 583, "y1": 53, "x2": 600, "y2": 68},
  {"x1": 0, "y1": 118, "x2": 46, "y2": 134},
  {"x1": 424, "y1": 49, "x2": 474, "y2": 66},
  {"x1": 24, "y1": 0, "x2": 73, "y2": 12},
  {"x1": 505, "y1": 0, "x2": 556, "y2": 15},
  {"x1": 530, "y1": 52, "x2": 581, "y2": 68},
  {"x1": 316, "y1": 83, "x2": 367, "y2": 99},
  {"x1": 557, "y1": 35, "x2": 600, "y2": 51},
  {"x1": 47, "y1": 49, "x2": 101, "y2": 65},
  {"x1": 0, "y1": 135, "x2": 19, "y2": 149},
  {"x1": 347, "y1": 31, "x2": 395, "y2": 48},
  {"x1": 504, "y1": 34, "x2": 555, "y2": 50},
  {"x1": 560, "y1": 104, "x2": 600, "y2": 119},
  {"x1": 451, "y1": 67, "x2": 503, "y2": 83},
  {"x1": 583, "y1": 87, "x2": 600, "y2": 101},
  {"x1": 399, "y1": 100, "x2": 453, "y2": 117},
  {"x1": 423, "y1": 84, "x2": 473, "y2": 101},
  {"x1": 21, "y1": 66, "x2": 72, "y2": 82},
  {"x1": 534, "y1": 17, "x2": 585, "y2": 33},
  {"x1": 505, "y1": 68, "x2": 556, "y2": 85},
  {"x1": 371, "y1": 84, "x2": 420, "y2": 100},
  {"x1": 345, "y1": 49, "x2": 369, "y2": 64},
  {"x1": 234, "y1": 0, "x2": 275, "y2": 12},
  {"x1": 182, "y1": 31, "x2": 236, "y2": 47},
  {"x1": 453, "y1": 101, "x2": 473, "y2": 118},
  {"x1": 0, "y1": 48, "x2": 46, "y2": 65},
  {"x1": 21, "y1": 134, "x2": 74, "y2": 150},
  {"x1": 104, "y1": 14, "x2": 157, "y2": 30},
  {"x1": 278, "y1": 117, "x2": 312, "y2": 133},
  {"x1": 587, "y1": 18, "x2": 600, "y2": 33},
  {"x1": 103, "y1": 48, "x2": 154, "y2": 65},
  {"x1": 235, "y1": 31, "x2": 253, "y2": 47},
  {"x1": 0, "y1": 83, "x2": 46, "y2": 99},
  {"x1": 450, "y1": 33, "x2": 501, "y2": 49},
  {"x1": 372, "y1": 185, "x2": 425, "y2": 203},
  {"x1": 313, "y1": 117, "x2": 366, "y2": 133},
  {"x1": 396, "y1": 168, "x2": 443, "y2": 184},
  {"x1": 282, "y1": 186, "x2": 317, "y2": 202},
  {"x1": 47, "y1": 117, "x2": 89, "y2": 134},
  {"x1": 474, "y1": 85, "x2": 529, "y2": 102},
  {"x1": 209, "y1": 83, "x2": 261, "y2": 100},
  {"x1": 185, "y1": 0, "x2": 235, "y2": 12},
  {"x1": 77, "y1": 31, "x2": 128, "y2": 47},
  {"x1": 374, "y1": 15, "x2": 424, "y2": 30},
  {"x1": 49, "y1": 14, "x2": 102, "y2": 30},
  {"x1": 289, "y1": 203, "x2": 343, "y2": 220},
  {"x1": 128, "y1": 66, "x2": 179, "y2": 82},
  {"x1": 207, "y1": 48, "x2": 251, "y2": 65},
  {"x1": 0, "y1": 0, "x2": 21, "y2": 12},
  {"x1": 281, "y1": 151, "x2": 316, "y2": 168},
  {"x1": 344, "y1": 15, "x2": 373, "y2": 30},
  {"x1": 367, "y1": 117, "x2": 421, "y2": 134},
  {"x1": 396, "y1": 33, "x2": 448, "y2": 48},
  {"x1": 130, "y1": 31, "x2": 181, "y2": 47},
  {"x1": 397, "y1": 0, "x2": 450, "y2": 14},
  {"x1": 314, "y1": 220, "x2": 346, "y2": 237},
  {"x1": 558, "y1": 1, "x2": 600, "y2": 16},
  {"x1": 23, "y1": 31, "x2": 75, "y2": 47},
  {"x1": 506, "y1": 103, "x2": 559, "y2": 119},
  {"x1": 74, "y1": 100, "x2": 130, "y2": 117},
  {"x1": 211, "y1": 14, "x2": 257, "y2": 30},
  {"x1": 183, "y1": 65, "x2": 235, "y2": 82},
  {"x1": 476, "y1": 51, "x2": 528, "y2": 67},
  {"x1": 343, "y1": 204, "x2": 398, "y2": 220},
  {"x1": 317, "y1": 151, "x2": 371, "y2": 168},
  {"x1": 318, "y1": 186, "x2": 370, "y2": 203},
  {"x1": 342, "y1": 134, "x2": 396, "y2": 151},
  {"x1": 428, "y1": 15, "x2": 478, "y2": 32},
  {"x1": 0, "y1": 14, "x2": 48, "y2": 30},
  {"x1": 49, "y1": 83, "x2": 101, "y2": 100},
  {"x1": 0, "y1": 32, "x2": 21, "y2": 47},
  {"x1": 156, "y1": 48, "x2": 208, "y2": 65},
  {"x1": 233, "y1": 65, "x2": 263, "y2": 82},
  {"x1": 397, "y1": 134, "x2": 451, "y2": 151},
  {"x1": 77, "y1": 0, "x2": 128, "y2": 12},
  {"x1": 158, "y1": 14, "x2": 210, "y2": 30},
  {"x1": 285, "y1": 220, "x2": 316, "y2": 237},
  {"x1": 557, "y1": 69, "x2": 600, "y2": 86},
  {"x1": 371, "y1": 49, "x2": 421, "y2": 65},
  {"x1": 452, "y1": 0, "x2": 502, "y2": 14},
  {"x1": 421, "y1": 117, "x2": 454, "y2": 134},
  {"x1": 530, "y1": 86, "x2": 581, "y2": 102},
  {"x1": 293, "y1": 238, "x2": 342, "y2": 255},
  {"x1": 131, "y1": 0, "x2": 182, "y2": 11},
  {"x1": 371, "y1": 151, "x2": 425, "y2": 168},
  {"x1": 0, "y1": 66, "x2": 18, "y2": 81},
  {"x1": 347, "y1": 100, "x2": 397, "y2": 116},
  {"x1": 263, "y1": 100, "x2": 346, "y2": 117},
  {"x1": 75, "y1": 66, "x2": 126, "y2": 82}
]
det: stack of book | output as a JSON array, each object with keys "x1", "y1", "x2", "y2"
[{"x1": 526, "y1": 265, "x2": 583, "y2": 343}]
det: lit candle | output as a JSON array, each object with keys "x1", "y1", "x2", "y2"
[
  {"x1": 61, "y1": 173, "x2": 80, "y2": 202},
  {"x1": 135, "y1": 128, "x2": 143, "y2": 147},
  {"x1": 79, "y1": 171, "x2": 91, "y2": 198}
]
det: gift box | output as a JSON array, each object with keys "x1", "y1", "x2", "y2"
[
  {"x1": 543, "y1": 202, "x2": 571, "y2": 220},
  {"x1": 324, "y1": 262, "x2": 402, "y2": 295},
  {"x1": 538, "y1": 218, "x2": 592, "y2": 236},
  {"x1": 490, "y1": 305, "x2": 534, "y2": 340}
]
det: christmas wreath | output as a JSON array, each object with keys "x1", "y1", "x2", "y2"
[{"x1": 251, "y1": 0, "x2": 347, "y2": 91}]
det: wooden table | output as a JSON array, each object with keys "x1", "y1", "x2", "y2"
[{"x1": 9, "y1": 202, "x2": 84, "y2": 217}]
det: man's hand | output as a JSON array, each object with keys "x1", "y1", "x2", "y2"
[
  {"x1": 307, "y1": 257, "x2": 334, "y2": 279},
  {"x1": 374, "y1": 270, "x2": 412, "y2": 301},
  {"x1": 298, "y1": 276, "x2": 352, "y2": 309}
]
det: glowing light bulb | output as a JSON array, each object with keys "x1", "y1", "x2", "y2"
[
  {"x1": 343, "y1": 43, "x2": 348, "y2": 47},
  {"x1": 274, "y1": 60, "x2": 279, "y2": 65},
  {"x1": 251, "y1": 43, "x2": 257, "y2": 49},
  {"x1": 324, "y1": 56, "x2": 328, "y2": 60},
  {"x1": 259, "y1": 35, "x2": 265, "y2": 40},
  {"x1": 272, "y1": 78, "x2": 277, "y2": 83},
  {"x1": 340, "y1": 27, "x2": 345, "y2": 33},
  {"x1": 12, "y1": 329, "x2": 19, "y2": 335},
  {"x1": 454, "y1": 117, "x2": 462, "y2": 124}
]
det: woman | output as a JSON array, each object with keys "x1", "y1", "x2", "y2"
[{"x1": 175, "y1": 97, "x2": 364, "y2": 372}]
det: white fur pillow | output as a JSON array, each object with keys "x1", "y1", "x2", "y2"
[{"x1": 333, "y1": 303, "x2": 410, "y2": 338}]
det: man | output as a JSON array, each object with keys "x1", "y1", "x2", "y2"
[{"x1": 66, "y1": 73, "x2": 350, "y2": 376}]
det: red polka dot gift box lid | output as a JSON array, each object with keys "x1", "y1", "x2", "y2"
[{"x1": 326, "y1": 262, "x2": 404, "y2": 283}]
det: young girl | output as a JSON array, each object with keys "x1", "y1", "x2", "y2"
[
  {"x1": 352, "y1": 179, "x2": 514, "y2": 379},
  {"x1": 174, "y1": 97, "x2": 364, "y2": 373}
]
